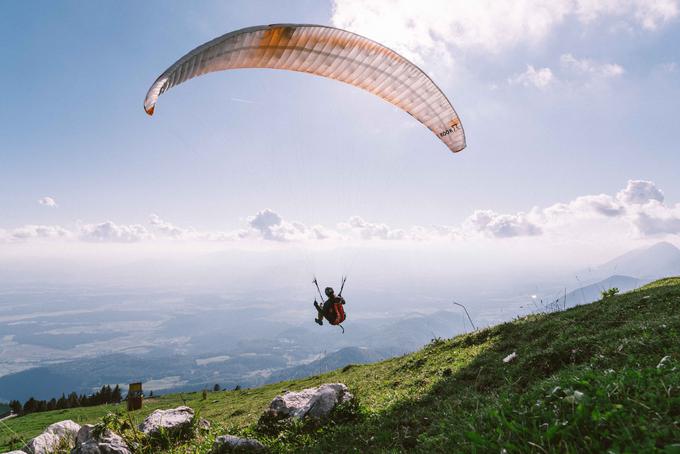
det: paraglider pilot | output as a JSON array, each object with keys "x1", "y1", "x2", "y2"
[
  {"x1": 313, "y1": 277, "x2": 347, "y2": 328},
  {"x1": 315, "y1": 287, "x2": 345, "y2": 325}
]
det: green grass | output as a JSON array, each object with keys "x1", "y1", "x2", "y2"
[{"x1": 2, "y1": 277, "x2": 679, "y2": 453}]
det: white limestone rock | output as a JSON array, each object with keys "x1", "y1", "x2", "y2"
[
  {"x1": 23, "y1": 420, "x2": 80, "y2": 454},
  {"x1": 264, "y1": 383, "x2": 353, "y2": 421},
  {"x1": 138, "y1": 406, "x2": 195, "y2": 436},
  {"x1": 70, "y1": 423, "x2": 132, "y2": 454}
]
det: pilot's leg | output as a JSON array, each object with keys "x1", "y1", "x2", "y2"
[{"x1": 314, "y1": 301, "x2": 323, "y2": 325}]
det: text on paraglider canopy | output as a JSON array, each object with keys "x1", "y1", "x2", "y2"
[{"x1": 439, "y1": 124, "x2": 460, "y2": 137}]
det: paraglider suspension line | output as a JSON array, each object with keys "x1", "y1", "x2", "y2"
[
  {"x1": 338, "y1": 275, "x2": 347, "y2": 297},
  {"x1": 313, "y1": 276, "x2": 325, "y2": 302}
]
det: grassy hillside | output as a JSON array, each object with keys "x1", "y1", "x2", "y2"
[{"x1": 2, "y1": 278, "x2": 679, "y2": 453}]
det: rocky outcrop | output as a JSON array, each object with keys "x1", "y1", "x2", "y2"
[
  {"x1": 74, "y1": 425, "x2": 95, "y2": 447},
  {"x1": 71, "y1": 424, "x2": 131, "y2": 454},
  {"x1": 263, "y1": 383, "x2": 353, "y2": 421},
  {"x1": 138, "y1": 406, "x2": 195, "y2": 437},
  {"x1": 6, "y1": 450, "x2": 28, "y2": 454},
  {"x1": 209, "y1": 435, "x2": 266, "y2": 453},
  {"x1": 23, "y1": 420, "x2": 81, "y2": 454},
  {"x1": 23, "y1": 433, "x2": 60, "y2": 454}
]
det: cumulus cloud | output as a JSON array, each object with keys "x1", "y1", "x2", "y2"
[
  {"x1": 38, "y1": 197, "x2": 58, "y2": 208},
  {"x1": 10, "y1": 225, "x2": 71, "y2": 240},
  {"x1": 248, "y1": 209, "x2": 284, "y2": 240},
  {"x1": 484, "y1": 180, "x2": 680, "y2": 238},
  {"x1": 508, "y1": 65, "x2": 555, "y2": 89},
  {"x1": 149, "y1": 214, "x2": 194, "y2": 239},
  {"x1": 247, "y1": 209, "x2": 302, "y2": 242},
  {"x1": 616, "y1": 179, "x2": 664, "y2": 205},
  {"x1": 244, "y1": 209, "x2": 331, "y2": 242},
  {"x1": 544, "y1": 193, "x2": 625, "y2": 219},
  {"x1": 465, "y1": 210, "x2": 542, "y2": 238},
  {"x1": 331, "y1": 0, "x2": 678, "y2": 62},
  {"x1": 79, "y1": 221, "x2": 152, "y2": 243},
  {"x1": 633, "y1": 212, "x2": 680, "y2": 236},
  {"x1": 339, "y1": 216, "x2": 408, "y2": 240}
]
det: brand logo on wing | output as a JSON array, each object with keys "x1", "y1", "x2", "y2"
[{"x1": 439, "y1": 118, "x2": 461, "y2": 137}]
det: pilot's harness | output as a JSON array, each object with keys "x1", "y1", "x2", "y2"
[{"x1": 313, "y1": 276, "x2": 347, "y2": 333}]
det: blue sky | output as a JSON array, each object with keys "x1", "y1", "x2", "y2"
[{"x1": 1, "y1": 1, "x2": 680, "y2": 273}]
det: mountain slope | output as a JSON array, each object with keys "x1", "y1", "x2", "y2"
[
  {"x1": 2, "y1": 277, "x2": 679, "y2": 453},
  {"x1": 265, "y1": 346, "x2": 386, "y2": 383}
]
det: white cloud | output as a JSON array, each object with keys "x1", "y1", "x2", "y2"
[
  {"x1": 338, "y1": 216, "x2": 408, "y2": 240},
  {"x1": 248, "y1": 209, "x2": 284, "y2": 240},
  {"x1": 38, "y1": 197, "x2": 58, "y2": 208},
  {"x1": 10, "y1": 225, "x2": 71, "y2": 240},
  {"x1": 616, "y1": 179, "x2": 664, "y2": 205},
  {"x1": 484, "y1": 180, "x2": 680, "y2": 238},
  {"x1": 629, "y1": 0, "x2": 679, "y2": 29},
  {"x1": 508, "y1": 65, "x2": 555, "y2": 89},
  {"x1": 247, "y1": 209, "x2": 299, "y2": 242},
  {"x1": 544, "y1": 193, "x2": 625, "y2": 219},
  {"x1": 79, "y1": 221, "x2": 152, "y2": 243},
  {"x1": 633, "y1": 204, "x2": 680, "y2": 235},
  {"x1": 149, "y1": 214, "x2": 194, "y2": 239},
  {"x1": 243, "y1": 209, "x2": 331, "y2": 242},
  {"x1": 560, "y1": 53, "x2": 624, "y2": 79},
  {"x1": 465, "y1": 210, "x2": 542, "y2": 238},
  {"x1": 331, "y1": 0, "x2": 678, "y2": 62},
  {"x1": 3, "y1": 180, "x2": 680, "y2": 245}
]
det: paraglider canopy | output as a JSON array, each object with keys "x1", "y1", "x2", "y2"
[{"x1": 144, "y1": 23, "x2": 466, "y2": 153}]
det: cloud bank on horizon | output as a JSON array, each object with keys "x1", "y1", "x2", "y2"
[{"x1": 2, "y1": 180, "x2": 679, "y2": 246}]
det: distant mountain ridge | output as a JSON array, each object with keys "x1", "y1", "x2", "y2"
[
  {"x1": 597, "y1": 241, "x2": 680, "y2": 280},
  {"x1": 551, "y1": 275, "x2": 642, "y2": 309}
]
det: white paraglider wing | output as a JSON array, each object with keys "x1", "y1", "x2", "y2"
[{"x1": 144, "y1": 24, "x2": 466, "y2": 153}]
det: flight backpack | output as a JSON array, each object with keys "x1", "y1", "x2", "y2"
[{"x1": 329, "y1": 300, "x2": 346, "y2": 325}]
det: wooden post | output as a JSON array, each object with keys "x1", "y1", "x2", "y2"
[{"x1": 127, "y1": 382, "x2": 143, "y2": 411}]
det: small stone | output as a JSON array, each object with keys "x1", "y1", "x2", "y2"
[
  {"x1": 502, "y1": 352, "x2": 517, "y2": 363},
  {"x1": 198, "y1": 418, "x2": 211, "y2": 431},
  {"x1": 657, "y1": 355, "x2": 671, "y2": 369},
  {"x1": 210, "y1": 434, "x2": 265, "y2": 453}
]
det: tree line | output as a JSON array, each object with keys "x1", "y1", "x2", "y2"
[{"x1": 8, "y1": 384, "x2": 123, "y2": 416}]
